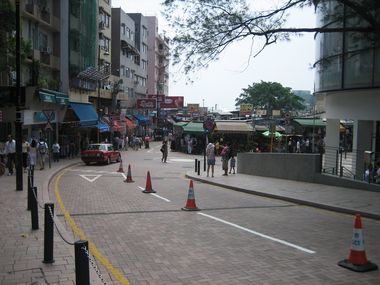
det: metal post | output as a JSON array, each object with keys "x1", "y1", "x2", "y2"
[
  {"x1": 195, "y1": 159, "x2": 198, "y2": 172},
  {"x1": 15, "y1": 1, "x2": 23, "y2": 191},
  {"x1": 339, "y1": 151, "x2": 343, "y2": 177},
  {"x1": 27, "y1": 170, "x2": 31, "y2": 210},
  {"x1": 75, "y1": 240, "x2": 90, "y2": 285},
  {"x1": 197, "y1": 160, "x2": 200, "y2": 176},
  {"x1": 31, "y1": 187, "x2": 39, "y2": 230},
  {"x1": 43, "y1": 203, "x2": 54, "y2": 263},
  {"x1": 335, "y1": 150, "x2": 339, "y2": 176}
]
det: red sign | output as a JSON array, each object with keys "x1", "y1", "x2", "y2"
[
  {"x1": 146, "y1": 95, "x2": 184, "y2": 109},
  {"x1": 147, "y1": 94, "x2": 165, "y2": 102},
  {"x1": 137, "y1": 99, "x2": 156, "y2": 109},
  {"x1": 160, "y1": 96, "x2": 184, "y2": 109}
]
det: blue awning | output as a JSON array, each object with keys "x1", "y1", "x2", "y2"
[
  {"x1": 97, "y1": 120, "x2": 110, "y2": 132},
  {"x1": 69, "y1": 102, "x2": 98, "y2": 126},
  {"x1": 133, "y1": 114, "x2": 149, "y2": 124}
]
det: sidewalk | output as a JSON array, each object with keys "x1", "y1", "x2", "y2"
[
  {"x1": 0, "y1": 158, "x2": 103, "y2": 285},
  {"x1": 186, "y1": 169, "x2": 380, "y2": 220}
]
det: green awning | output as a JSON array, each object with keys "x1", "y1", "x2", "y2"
[
  {"x1": 38, "y1": 89, "x2": 69, "y2": 105},
  {"x1": 173, "y1": 122, "x2": 189, "y2": 127},
  {"x1": 39, "y1": 91, "x2": 55, "y2": 103},
  {"x1": 293, "y1": 119, "x2": 326, "y2": 127},
  {"x1": 182, "y1": 122, "x2": 205, "y2": 134}
]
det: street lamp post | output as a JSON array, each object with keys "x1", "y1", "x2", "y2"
[{"x1": 97, "y1": 45, "x2": 109, "y2": 142}]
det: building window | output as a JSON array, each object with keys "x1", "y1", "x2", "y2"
[
  {"x1": 126, "y1": 67, "x2": 130, "y2": 78},
  {"x1": 142, "y1": 43, "x2": 147, "y2": 54},
  {"x1": 142, "y1": 26, "x2": 148, "y2": 39},
  {"x1": 142, "y1": 60, "x2": 147, "y2": 70},
  {"x1": 121, "y1": 24, "x2": 126, "y2": 35},
  {"x1": 38, "y1": 31, "x2": 48, "y2": 50}
]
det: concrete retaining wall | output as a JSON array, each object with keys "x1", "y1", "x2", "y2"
[
  {"x1": 237, "y1": 152, "x2": 380, "y2": 192},
  {"x1": 237, "y1": 152, "x2": 322, "y2": 183}
]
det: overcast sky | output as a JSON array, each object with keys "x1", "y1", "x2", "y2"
[{"x1": 112, "y1": 0, "x2": 316, "y2": 111}]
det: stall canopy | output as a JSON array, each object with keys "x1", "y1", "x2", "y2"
[
  {"x1": 293, "y1": 118, "x2": 326, "y2": 127},
  {"x1": 214, "y1": 121, "x2": 254, "y2": 133},
  {"x1": 68, "y1": 102, "x2": 98, "y2": 126},
  {"x1": 182, "y1": 122, "x2": 205, "y2": 134},
  {"x1": 123, "y1": 118, "x2": 136, "y2": 129},
  {"x1": 133, "y1": 114, "x2": 150, "y2": 124}
]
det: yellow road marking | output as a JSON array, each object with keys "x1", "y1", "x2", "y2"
[{"x1": 54, "y1": 169, "x2": 131, "y2": 285}]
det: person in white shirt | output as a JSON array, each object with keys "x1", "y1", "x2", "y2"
[
  {"x1": 52, "y1": 141, "x2": 60, "y2": 162},
  {"x1": 37, "y1": 138, "x2": 48, "y2": 170},
  {"x1": 5, "y1": 135, "x2": 16, "y2": 175},
  {"x1": 28, "y1": 139, "x2": 37, "y2": 171}
]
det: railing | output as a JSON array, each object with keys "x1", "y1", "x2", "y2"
[{"x1": 322, "y1": 146, "x2": 380, "y2": 184}]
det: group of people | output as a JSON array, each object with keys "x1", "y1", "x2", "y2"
[
  {"x1": 205, "y1": 142, "x2": 235, "y2": 177},
  {"x1": 2, "y1": 135, "x2": 59, "y2": 175}
]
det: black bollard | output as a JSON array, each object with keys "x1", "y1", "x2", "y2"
[
  {"x1": 27, "y1": 172, "x2": 31, "y2": 211},
  {"x1": 195, "y1": 159, "x2": 198, "y2": 172},
  {"x1": 31, "y1": 187, "x2": 39, "y2": 230},
  {"x1": 197, "y1": 160, "x2": 200, "y2": 176},
  {"x1": 75, "y1": 240, "x2": 90, "y2": 285},
  {"x1": 43, "y1": 203, "x2": 54, "y2": 264}
]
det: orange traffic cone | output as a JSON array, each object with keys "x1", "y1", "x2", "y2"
[
  {"x1": 142, "y1": 171, "x2": 156, "y2": 193},
  {"x1": 116, "y1": 159, "x2": 124, "y2": 173},
  {"x1": 124, "y1": 164, "x2": 134, "y2": 183},
  {"x1": 338, "y1": 214, "x2": 378, "y2": 272},
  {"x1": 181, "y1": 180, "x2": 200, "y2": 211}
]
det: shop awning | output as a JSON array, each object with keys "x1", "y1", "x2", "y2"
[
  {"x1": 124, "y1": 118, "x2": 136, "y2": 129},
  {"x1": 293, "y1": 119, "x2": 326, "y2": 127},
  {"x1": 182, "y1": 122, "x2": 205, "y2": 134},
  {"x1": 69, "y1": 102, "x2": 98, "y2": 126},
  {"x1": 214, "y1": 121, "x2": 254, "y2": 133},
  {"x1": 112, "y1": 120, "x2": 125, "y2": 132},
  {"x1": 133, "y1": 114, "x2": 150, "y2": 124},
  {"x1": 97, "y1": 121, "x2": 110, "y2": 132},
  {"x1": 39, "y1": 89, "x2": 69, "y2": 105}
]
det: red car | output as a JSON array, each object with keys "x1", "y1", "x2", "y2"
[{"x1": 81, "y1": 143, "x2": 121, "y2": 165}]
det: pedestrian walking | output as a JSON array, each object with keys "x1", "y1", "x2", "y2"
[
  {"x1": 220, "y1": 144, "x2": 229, "y2": 176},
  {"x1": 229, "y1": 155, "x2": 236, "y2": 174},
  {"x1": 22, "y1": 137, "x2": 29, "y2": 173},
  {"x1": 52, "y1": 141, "x2": 60, "y2": 162},
  {"x1": 161, "y1": 140, "x2": 168, "y2": 163},
  {"x1": 5, "y1": 135, "x2": 16, "y2": 175},
  {"x1": 37, "y1": 138, "x2": 48, "y2": 170},
  {"x1": 28, "y1": 139, "x2": 37, "y2": 171},
  {"x1": 206, "y1": 142, "x2": 215, "y2": 177}
]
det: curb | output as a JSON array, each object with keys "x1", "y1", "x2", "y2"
[{"x1": 186, "y1": 174, "x2": 380, "y2": 221}]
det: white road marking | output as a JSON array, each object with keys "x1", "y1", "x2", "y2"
[
  {"x1": 121, "y1": 173, "x2": 127, "y2": 180},
  {"x1": 138, "y1": 186, "x2": 171, "y2": 202},
  {"x1": 79, "y1": 174, "x2": 101, "y2": 183},
  {"x1": 198, "y1": 213, "x2": 316, "y2": 254},
  {"x1": 169, "y1": 158, "x2": 194, "y2": 162},
  {"x1": 151, "y1": 193, "x2": 171, "y2": 202}
]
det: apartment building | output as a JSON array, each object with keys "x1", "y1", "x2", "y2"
[
  {"x1": 146, "y1": 16, "x2": 169, "y2": 97},
  {"x1": 0, "y1": 0, "x2": 70, "y2": 140}
]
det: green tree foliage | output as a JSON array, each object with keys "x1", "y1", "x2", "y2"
[
  {"x1": 0, "y1": 0, "x2": 32, "y2": 84},
  {"x1": 235, "y1": 81, "x2": 305, "y2": 113},
  {"x1": 162, "y1": 0, "x2": 380, "y2": 76}
]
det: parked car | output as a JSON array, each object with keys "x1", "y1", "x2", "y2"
[{"x1": 81, "y1": 143, "x2": 121, "y2": 165}]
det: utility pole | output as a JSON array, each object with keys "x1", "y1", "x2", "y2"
[{"x1": 15, "y1": 0, "x2": 23, "y2": 191}]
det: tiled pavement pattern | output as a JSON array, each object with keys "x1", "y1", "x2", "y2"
[{"x1": 1, "y1": 145, "x2": 379, "y2": 284}]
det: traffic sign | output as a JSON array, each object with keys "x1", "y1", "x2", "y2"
[{"x1": 45, "y1": 121, "x2": 54, "y2": 131}]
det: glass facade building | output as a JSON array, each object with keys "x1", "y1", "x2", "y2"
[{"x1": 315, "y1": 0, "x2": 380, "y2": 93}]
